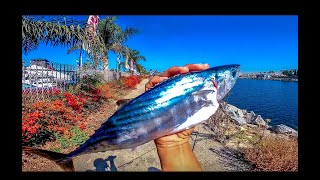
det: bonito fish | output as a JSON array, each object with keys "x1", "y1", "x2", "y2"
[{"x1": 23, "y1": 64, "x2": 240, "y2": 171}]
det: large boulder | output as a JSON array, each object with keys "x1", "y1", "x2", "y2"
[
  {"x1": 225, "y1": 104, "x2": 244, "y2": 118},
  {"x1": 269, "y1": 124, "x2": 298, "y2": 136},
  {"x1": 251, "y1": 115, "x2": 267, "y2": 127},
  {"x1": 244, "y1": 111, "x2": 256, "y2": 123},
  {"x1": 231, "y1": 117, "x2": 247, "y2": 126},
  {"x1": 223, "y1": 104, "x2": 247, "y2": 126}
]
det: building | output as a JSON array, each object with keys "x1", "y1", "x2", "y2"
[
  {"x1": 30, "y1": 59, "x2": 50, "y2": 68},
  {"x1": 256, "y1": 74, "x2": 271, "y2": 79}
]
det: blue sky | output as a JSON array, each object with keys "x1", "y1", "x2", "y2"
[{"x1": 22, "y1": 15, "x2": 298, "y2": 73}]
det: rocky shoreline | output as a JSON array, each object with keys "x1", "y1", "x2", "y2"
[
  {"x1": 239, "y1": 77, "x2": 298, "y2": 82},
  {"x1": 220, "y1": 102, "x2": 298, "y2": 137}
]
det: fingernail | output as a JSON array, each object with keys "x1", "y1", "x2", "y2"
[
  {"x1": 160, "y1": 77, "x2": 169, "y2": 80},
  {"x1": 180, "y1": 66, "x2": 189, "y2": 70}
]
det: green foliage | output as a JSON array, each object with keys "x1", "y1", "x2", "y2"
[
  {"x1": 66, "y1": 85, "x2": 77, "y2": 94},
  {"x1": 55, "y1": 126, "x2": 87, "y2": 149},
  {"x1": 22, "y1": 15, "x2": 106, "y2": 62},
  {"x1": 234, "y1": 130, "x2": 261, "y2": 145},
  {"x1": 97, "y1": 17, "x2": 139, "y2": 72},
  {"x1": 121, "y1": 49, "x2": 147, "y2": 74},
  {"x1": 82, "y1": 62, "x2": 91, "y2": 70},
  {"x1": 136, "y1": 64, "x2": 149, "y2": 75},
  {"x1": 78, "y1": 73, "x2": 103, "y2": 92},
  {"x1": 22, "y1": 16, "x2": 86, "y2": 54},
  {"x1": 282, "y1": 69, "x2": 297, "y2": 77},
  {"x1": 282, "y1": 70, "x2": 291, "y2": 76},
  {"x1": 24, "y1": 129, "x2": 54, "y2": 146}
]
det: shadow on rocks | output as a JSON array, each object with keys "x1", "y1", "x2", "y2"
[{"x1": 209, "y1": 147, "x2": 255, "y2": 171}]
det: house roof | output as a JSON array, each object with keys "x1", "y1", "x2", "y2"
[{"x1": 31, "y1": 59, "x2": 50, "y2": 62}]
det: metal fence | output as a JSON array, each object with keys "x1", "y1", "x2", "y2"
[
  {"x1": 22, "y1": 61, "x2": 80, "y2": 104},
  {"x1": 78, "y1": 69, "x2": 120, "y2": 82},
  {"x1": 22, "y1": 60, "x2": 131, "y2": 104}
]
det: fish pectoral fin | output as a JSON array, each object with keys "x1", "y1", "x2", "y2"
[
  {"x1": 116, "y1": 99, "x2": 133, "y2": 109},
  {"x1": 191, "y1": 90, "x2": 214, "y2": 96}
]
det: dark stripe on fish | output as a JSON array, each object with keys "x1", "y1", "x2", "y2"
[{"x1": 112, "y1": 84, "x2": 204, "y2": 124}]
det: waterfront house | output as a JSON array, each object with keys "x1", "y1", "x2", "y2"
[
  {"x1": 256, "y1": 74, "x2": 271, "y2": 79},
  {"x1": 23, "y1": 59, "x2": 72, "y2": 88}
]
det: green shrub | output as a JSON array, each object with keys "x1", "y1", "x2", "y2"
[
  {"x1": 78, "y1": 73, "x2": 103, "y2": 92},
  {"x1": 55, "y1": 126, "x2": 88, "y2": 149}
]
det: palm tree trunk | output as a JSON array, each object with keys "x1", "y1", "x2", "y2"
[
  {"x1": 102, "y1": 55, "x2": 109, "y2": 82},
  {"x1": 116, "y1": 53, "x2": 121, "y2": 79}
]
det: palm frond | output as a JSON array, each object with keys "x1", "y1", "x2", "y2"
[
  {"x1": 67, "y1": 43, "x2": 82, "y2": 54},
  {"x1": 22, "y1": 16, "x2": 87, "y2": 54}
]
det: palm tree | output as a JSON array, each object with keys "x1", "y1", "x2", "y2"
[
  {"x1": 122, "y1": 49, "x2": 146, "y2": 75},
  {"x1": 96, "y1": 17, "x2": 138, "y2": 79}
]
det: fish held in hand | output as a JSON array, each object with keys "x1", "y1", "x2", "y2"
[{"x1": 23, "y1": 64, "x2": 240, "y2": 171}]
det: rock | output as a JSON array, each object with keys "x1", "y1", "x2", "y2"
[
  {"x1": 225, "y1": 104, "x2": 244, "y2": 118},
  {"x1": 223, "y1": 104, "x2": 247, "y2": 126},
  {"x1": 231, "y1": 117, "x2": 247, "y2": 126},
  {"x1": 269, "y1": 124, "x2": 298, "y2": 136},
  {"x1": 265, "y1": 118, "x2": 272, "y2": 124},
  {"x1": 245, "y1": 124, "x2": 257, "y2": 128},
  {"x1": 244, "y1": 111, "x2": 256, "y2": 123},
  {"x1": 252, "y1": 115, "x2": 267, "y2": 126}
]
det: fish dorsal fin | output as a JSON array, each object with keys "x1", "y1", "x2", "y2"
[{"x1": 116, "y1": 99, "x2": 133, "y2": 109}]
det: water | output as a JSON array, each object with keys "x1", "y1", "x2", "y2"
[{"x1": 224, "y1": 79, "x2": 298, "y2": 130}]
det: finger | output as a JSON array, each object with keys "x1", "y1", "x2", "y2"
[
  {"x1": 145, "y1": 76, "x2": 168, "y2": 91},
  {"x1": 160, "y1": 66, "x2": 189, "y2": 77},
  {"x1": 184, "y1": 63, "x2": 210, "y2": 72}
]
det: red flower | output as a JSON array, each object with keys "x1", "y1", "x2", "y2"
[{"x1": 78, "y1": 122, "x2": 87, "y2": 130}]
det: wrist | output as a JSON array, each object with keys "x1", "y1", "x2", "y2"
[
  {"x1": 155, "y1": 139, "x2": 202, "y2": 171},
  {"x1": 154, "y1": 138, "x2": 190, "y2": 149}
]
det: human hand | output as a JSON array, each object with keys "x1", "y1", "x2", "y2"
[{"x1": 145, "y1": 64, "x2": 210, "y2": 148}]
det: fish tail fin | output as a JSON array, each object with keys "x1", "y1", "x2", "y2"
[{"x1": 22, "y1": 146, "x2": 75, "y2": 172}]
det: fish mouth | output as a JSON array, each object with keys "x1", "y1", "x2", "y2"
[{"x1": 215, "y1": 65, "x2": 240, "y2": 101}]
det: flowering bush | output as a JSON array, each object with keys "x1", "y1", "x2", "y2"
[
  {"x1": 64, "y1": 92, "x2": 85, "y2": 113},
  {"x1": 22, "y1": 73, "x2": 145, "y2": 147},
  {"x1": 22, "y1": 99, "x2": 86, "y2": 146},
  {"x1": 120, "y1": 75, "x2": 142, "y2": 89}
]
